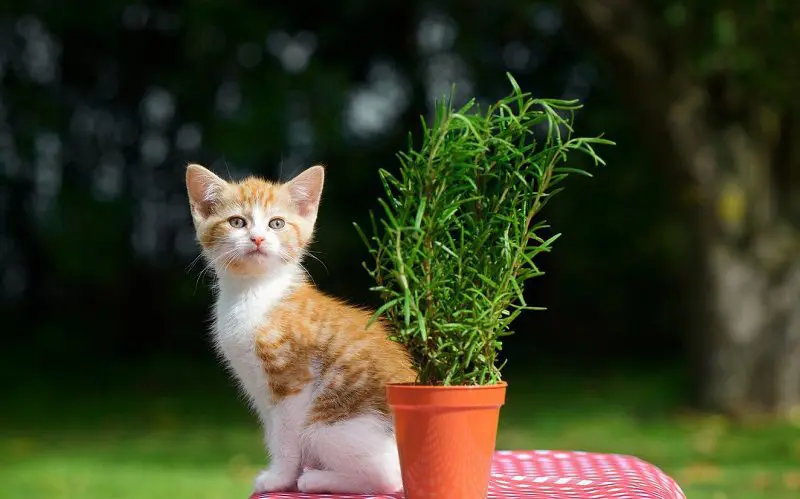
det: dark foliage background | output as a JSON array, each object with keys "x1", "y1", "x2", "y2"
[{"x1": 0, "y1": 0, "x2": 686, "y2": 378}]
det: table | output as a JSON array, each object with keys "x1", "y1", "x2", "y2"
[{"x1": 250, "y1": 450, "x2": 686, "y2": 498}]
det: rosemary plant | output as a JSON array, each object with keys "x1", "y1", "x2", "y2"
[{"x1": 355, "y1": 74, "x2": 613, "y2": 386}]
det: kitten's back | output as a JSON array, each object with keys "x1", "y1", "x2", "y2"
[{"x1": 255, "y1": 283, "x2": 416, "y2": 424}]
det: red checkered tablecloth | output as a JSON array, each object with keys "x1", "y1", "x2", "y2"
[{"x1": 250, "y1": 450, "x2": 686, "y2": 498}]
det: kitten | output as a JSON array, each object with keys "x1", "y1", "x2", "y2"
[{"x1": 185, "y1": 163, "x2": 416, "y2": 494}]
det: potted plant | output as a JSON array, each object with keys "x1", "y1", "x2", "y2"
[{"x1": 355, "y1": 74, "x2": 612, "y2": 499}]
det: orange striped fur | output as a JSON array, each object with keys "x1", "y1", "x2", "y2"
[
  {"x1": 186, "y1": 163, "x2": 415, "y2": 494},
  {"x1": 255, "y1": 285, "x2": 416, "y2": 423}
]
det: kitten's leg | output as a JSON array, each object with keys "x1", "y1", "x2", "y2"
[
  {"x1": 253, "y1": 406, "x2": 304, "y2": 492},
  {"x1": 297, "y1": 414, "x2": 403, "y2": 494}
]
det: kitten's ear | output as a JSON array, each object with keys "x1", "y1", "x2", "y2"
[
  {"x1": 186, "y1": 164, "x2": 227, "y2": 218},
  {"x1": 286, "y1": 165, "x2": 325, "y2": 219}
]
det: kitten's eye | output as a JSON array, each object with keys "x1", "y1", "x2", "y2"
[
  {"x1": 268, "y1": 217, "x2": 285, "y2": 230},
  {"x1": 228, "y1": 216, "x2": 247, "y2": 228}
]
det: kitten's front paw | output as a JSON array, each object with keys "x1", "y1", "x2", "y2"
[
  {"x1": 253, "y1": 468, "x2": 297, "y2": 493},
  {"x1": 296, "y1": 470, "x2": 334, "y2": 493}
]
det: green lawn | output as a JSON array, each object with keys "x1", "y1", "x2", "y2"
[{"x1": 1, "y1": 363, "x2": 798, "y2": 499}]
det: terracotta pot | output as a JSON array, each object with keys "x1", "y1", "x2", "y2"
[{"x1": 386, "y1": 382, "x2": 507, "y2": 499}]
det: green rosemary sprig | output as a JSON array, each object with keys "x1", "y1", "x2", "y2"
[{"x1": 355, "y1": 73, "x2": 613, "y2": 385}]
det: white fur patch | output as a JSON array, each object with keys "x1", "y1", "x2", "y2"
[
  {"x1": 213, "y1": 266, "x2": 299, "y2": 413},
  {"x1": 298, "y1": 414, "x2": 402, "y2": 493}
]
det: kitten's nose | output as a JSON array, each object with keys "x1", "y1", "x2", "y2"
[{"x1": 250, "y1": 236, "x2": 265, "y2": 247}]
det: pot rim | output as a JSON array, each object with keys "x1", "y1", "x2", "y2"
[
  {"x1": 386, "y1": 381, "x2": 507, "y2": 407},
  {"x1": 386, "y1": 381, "x2": 508, "y2": 390}
]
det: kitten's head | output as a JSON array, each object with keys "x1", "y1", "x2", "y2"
[{"x1": 185, "y1": 163, "x2": 324, "y2": 278}]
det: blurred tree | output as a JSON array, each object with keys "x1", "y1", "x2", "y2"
[{"x1": 569, "y1": 0, "x2": 800, "y2": 416}]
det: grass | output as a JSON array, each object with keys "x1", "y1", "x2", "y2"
[{"x1": 1, "y1": 361, "x2": 798, "y2": 499}]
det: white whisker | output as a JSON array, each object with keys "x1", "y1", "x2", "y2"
[
  {"x1": 304, "y1": 250, "x2": 329, "y2": 275},
  {"x1": 278, "y1": 249, "x2": 317, "y2": 286}
]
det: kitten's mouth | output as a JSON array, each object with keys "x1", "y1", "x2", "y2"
[{"x1": 245, "y1": 248, "x2": 269, "y2": 258}]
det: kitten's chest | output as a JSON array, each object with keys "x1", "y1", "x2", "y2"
[
  {"x1": 213, "y1": 297, "x2": 263, "y2": 360},
  {"x1": 212, "y1": 284, "x2": 287, "y2": 406},
  {"x1": 213, "y1": 277, "x2": 290, "y2": 354}
]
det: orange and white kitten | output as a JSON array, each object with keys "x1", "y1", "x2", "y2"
[{"x1": 185, "y1": 164, "x2": 415, "y2": 494}]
